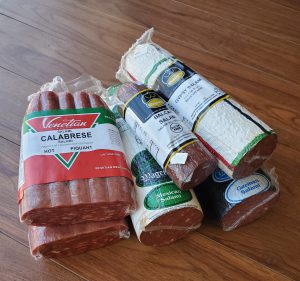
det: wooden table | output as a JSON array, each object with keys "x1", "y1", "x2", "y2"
[{"x1": 0, "y1": 1, "x2": 299, "y2": 280}]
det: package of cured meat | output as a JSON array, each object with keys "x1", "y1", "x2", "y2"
[
  {"x1": 18, "y1": 75, "x2": 136, "y2": 226},
  {"x1": 29, "y1": 219, "x2": 129, "y2": 258},
  {"x1": 105, "y1": 83, "x2": 217, "y2": 190},
  {"x1": 116, "y1": 28, "x2": 277, "y2": 179},
  {"x1": 104, "y1": 89, "x2": 203, "y2": 246},
  {"x1": 194, "y1": 167, "x2": 280, "y2": 231}
]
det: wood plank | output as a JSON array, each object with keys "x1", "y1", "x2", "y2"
[
  {"x1": 0, "y1": 133, "x2": 298, "y2": 280},
  {"x1": 0, "y1": 0, "x2": 298, "y2": 83},
  {"x1": 56, "y1": 233, "x2": 292, "y2": 281},
  {"x1": 0, "y1": 15, "x2": 120, "y2": 85},
  {"x1": 0, "y1": 233, "x2": 86, "y2": 281},
  {"x1": 178, "y1": 0, "x2": 300, "y2": 44},
  {"x1": 270, "y1": 0, "x2": 300, "y2": 11}
]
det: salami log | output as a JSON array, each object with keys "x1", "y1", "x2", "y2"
[
  {"x1": 194, "y1": 168, "x2": 280, "y2": 231},
  {"x1": 109, "y1": 103, "x2": 203, "y2": 246},
  {"x1": 29, "y1": 219, "x2": 129, "y2": 258},
  {"x1": 110, "y1": 83, "x2": 217, "y2": 190},
  {"x1": 116, "y1": 28, "x2": 277, "y2": 179},
  {"x1": 19, "y1": 90, "x2": 136, "y2": 225}
]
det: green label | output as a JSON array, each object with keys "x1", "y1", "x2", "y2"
[
  {"x1": 144, "y1": 183, "x2": 193, "y2": 210},
  {"x1": 131, "y1": 150, "x2": 170, "y2": 187}
]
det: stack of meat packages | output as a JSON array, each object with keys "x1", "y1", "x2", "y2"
[
  {"x1": 18, "y1": 28, "x2": 281, "y2": 259},
  {"x1": 110, "y1": 28, "x2": 280, "y2": 235},
  {"x1": 18, "y1": 77, "x2": 136, "y2": 258}
]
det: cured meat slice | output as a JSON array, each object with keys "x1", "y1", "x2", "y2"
[
  {"x1": 113, "y1": 83, "x2": 217, "y2": 190},
  {"x1": 29, "y1": 219, "x2": 129, "y2": 258},
  {"x1": 194, "y1": 168, "x2": 280, "y2": 231},
  {"x1": 19, "y1": 91, "x2": 136, "y2": 225},
  {"x1": 110, "y1": 102, "x2": 203, "y2": 246},
  {"x1": 116, "y1": 28, "x2": 277, "y2": 179}
]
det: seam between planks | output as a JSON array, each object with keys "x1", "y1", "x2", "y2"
[
  {"x1": 195, "y1": 233, "x2": 296, "y2": 281},
  {"x1": 172, "y1": 0, "x2": 300, "y2": 45},
  {"x1": 0, "y1": 4, "x2": 299, "y2": 88},
  {"x1": 0, "y1": 230, "x2": 91, "y2": 281},
  {"x1": 0, "y1": 65, "x2": 40, "y2": 85}
]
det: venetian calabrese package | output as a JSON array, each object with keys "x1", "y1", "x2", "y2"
[{"x1": 19, "y1": 75, "x2": 135, "y2": 226}]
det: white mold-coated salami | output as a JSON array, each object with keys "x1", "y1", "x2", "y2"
[
  {"x1": 108, "y1": 101, "x2": 203, "y2": 246},
  {"x1": 116, "y1": 28, "x2": 277, "y2": 179}
]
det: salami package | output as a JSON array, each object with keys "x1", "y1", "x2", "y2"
[
  {"x1": 29, "y1": 219, "x2": 129, "y2": 258},
  {"x1": 18, "y1": 75, "x2": 136, "y2": 226},
  {"x1": 105, "y1": 83, "x2": 217, "y2": 190},
  {"x1": 116, "y1": 28, "x2": 277, "y2": 179},
  {"x1": 105, "y1": 90, "x2": 203, "y2": 246},
  {"x1": 194, "y1": 168, "x2": 280, "y2": 231}
]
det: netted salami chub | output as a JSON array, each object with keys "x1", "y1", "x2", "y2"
[
  {"x1": 114, "y1": 83, "x2": 217, "y2": 190},
  {"x1": 116, "y1": 28, "x2": 277, "y2": 179},
  {"x1": 194, "y1": 168, "x2": 280, "y2": 231},
  {"x1": 19, "y1": 91, "x2": 135, "y2": 225},
  {"x1": 29, "y1": 219, "x2": 129, "y2": 258},
  {"x1": 110, "y1": 103, "x2": 203, "y2": 246}
]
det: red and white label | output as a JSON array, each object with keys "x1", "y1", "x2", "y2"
[{"x1": 18, "y1": 108, "x2": 132, "y2": 203}]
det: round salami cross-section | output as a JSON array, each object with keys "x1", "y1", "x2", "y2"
[{"x1": 139, "y1": 207, "x2": 203, "y2": 246}]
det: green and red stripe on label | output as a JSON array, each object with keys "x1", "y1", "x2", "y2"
[{"x1": 18, "y1": 108, "x2": 132, "y2": 203}]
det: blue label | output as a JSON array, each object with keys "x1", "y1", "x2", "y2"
[
  {"x1": 225, "y1": 173, "x2": 271, "y2": 204},
  {"x1": 212, "y1": 168, "x2": 231, "y2": 182}
]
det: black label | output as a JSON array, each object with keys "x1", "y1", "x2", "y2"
[
  {"x1": 131, "y1": 150, "x2": 171, "y2": 187},
  {"x1": 124, "y1": 90, "x2": 167, "y2": 123},
  {"x1": 154, "y1": 60, "x2": 198, "y2": 101}
]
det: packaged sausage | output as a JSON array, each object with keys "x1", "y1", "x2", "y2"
[
  {"x1": 194, "y1": 168, "x2": 280, "y2": 231},
  {"x1": 106, "y1": 82, "x2": 217, "y2": 190},
  {"x1": 18, "y1": 76, "x2": 136, "y2": 225},
  {"x1": 29, "y1": 219, "x2": 129, "y2": 258},
  {"x1": 105, "y1": 94, "x2": 203, "y2": 246},
  {"x1": 116, "y1": 28, "x2": 277, "y2": 179}
]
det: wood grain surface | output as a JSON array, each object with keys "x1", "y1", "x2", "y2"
[{"x1": 0, "y1": 0, "x2": 299, "y2": 280}]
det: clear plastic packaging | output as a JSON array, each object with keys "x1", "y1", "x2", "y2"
[
  {"x1": 106, "y1": 91, "x2": 204, "y2": 246},
  {"x1": 104, "y1": 82, "x2": 217, "y2": 190},
  {"x1": 116, "y1": 28, "x2": 277, "y2": 179},
  {"x1": 28, "y1": 219, "x2": 130, "y2": 259},
  {"x1": 194, "y1": 166, "x2": 280, "y2": 231},
  {"x1": 19, "y1": 75, "x2": 136, "y2": 226}
]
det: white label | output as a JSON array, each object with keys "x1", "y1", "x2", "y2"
[
  {"x1": 167, "y1": 74, "x2": 225, "y2": 129},
  {"x1": 22, "y1": 124, "x2": 123, "y2": 160},
  {"x1": 124, "y1": 95, "x2": 197, "y2": 169},
  {"x1": 225, "y1": 173, "x2": 271, "y2": 204}
]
